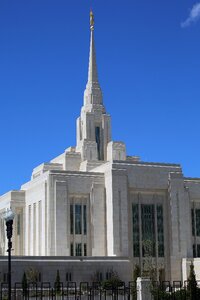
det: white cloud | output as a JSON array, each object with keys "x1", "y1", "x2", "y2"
[{"x1": 181, "y1": 2, "x2": 200, "y2": 27}]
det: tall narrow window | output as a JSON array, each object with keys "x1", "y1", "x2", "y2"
[
  {"x1": 132, "y1": 202, "x2": 164, "y2": 259},
  {"x1": 70, "y1": 243, "x2": 74, "y2": 256},
  {"x1": 66, "y1": 272, "x2": 72, "y2": 282},
  {"x1": 95, "y1": 126, "x2": 100, "y2": 160},
  {"x1": 132, "y1": 204, "x2": 140, "y2": 257},
  {"x1": 193, "y1": 244, "x2": 200, "y2": 258},
  {"x1": 141, "y1": 204, "x2": 155, "y2": 257},
  {"x1": 17, "y1": 214, "x2": 20, "y2": 236},
  {"x1": 70, "y1": 202, "x2": 88, "y2": 256},
  {"x1": 75, "y1": 243, "x2": 82, "y2": 256},
  {"x1": 191, "y1": 209, "x2": 195, "y2": 236},
  {"x1": 84, "y1": 243, "x2": 87, "y2": 256},
  {"x1": 70, "y1": 205, "x2": 74, "y2": 234},
  {"x1": 28, "y1": 205, "x2": 31, "y2": 255},
  {"x1": 38, "y1": 201, "x2": 42, "y2": 255},
  {"x1": 196, "y1": 209, "x2": 200, "y2": 236},
  {"x1": 157, "y1": 205, "x2": 164, "y2": 257},
  {"x1": 75, "y1": 205, "x2": 82, "y2": 234},
  {"x1": 83, "y1": 205, "x2": 87, "y2": 235},
  {"x1": 197, "y1": 245, "x2": 200, "y2": 257}
]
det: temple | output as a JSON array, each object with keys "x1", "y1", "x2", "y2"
[{"x1": 0, "y1": 11, "x2": 200, "y2": 284}]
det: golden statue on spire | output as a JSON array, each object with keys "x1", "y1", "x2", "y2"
[{"x1": 90, "y1": 10, "x2": 94, "y2": 30}]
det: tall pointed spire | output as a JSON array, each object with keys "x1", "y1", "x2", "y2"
[
  {"x1": 76, "y1": 11, "x2": 111, "y2": 163},
  {"x1": 84, "y1": 10, "x2": 103, "y2": 108}
]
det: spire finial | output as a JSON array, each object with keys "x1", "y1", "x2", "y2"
[{"x1": 90, "y1": 10, "x2": 94, "y2": 31}]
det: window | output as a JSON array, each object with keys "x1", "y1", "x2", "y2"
[
  {"x1": 106, "y1": 272, "x2": 112, "y2": 280},
  {"x1": 96, "y1": 272, "x2": 103, "y2": 282},
  {"x1": 95, "y1": 126, "x2": 100, "y2": 160},
  {"x1": 141, "y1": 204, "x2": 155, "y2": 257},
  {"x1": 193, "y1": 244, "x2": 200, "y2": 257},
  {"x1": 192, "y1": 209, "x2": 195, "y2": 236},
  {"x1": 193, "y1": 245, "x2": 196, "y2": 257},
  {"x1": 75, "y1": 205, "x2": 82, "y2": 234},
  {"x1": 191, "y1": 209, "x2": 200, "y2": 236},
  {"x1": 132, "y1": 202, "x2": 164, "y2": 258},
  {"x1": 70, "y1": 204, "x2": 87, "y2": 236},
  {"x1": 70, "y1": 205, "x2": 74, "y2": 234},
  {"x1": 17, "y1": 214, "x2": 20, "y2": 235},
  {"x1": 196, "y1": 210, "x2": 200, "y2": 236},
  {"x1": 66, "y1": 272, "x2": 72, "y2": 282},
  {"x1": 132, "y1": 204, "x2": 139, "y2": 257},
  {"x1": 70, "y1": 243, "x2": 74, "y2": 256},
  {"x1": 70, "y1": 201, "x2": 88, "y2": 257},
  {"x1": 83, "y1": 205, "x2": 87, "y2": 235},
  {"x1": 157, "y1": 205, "x2": 164, "y2": 257},
  {"x1": 84, "y1": 243, "x2": 87, "y2": 256},
  {"x1": 75, "y1": 243, "x2": 82, "y2": 256}
]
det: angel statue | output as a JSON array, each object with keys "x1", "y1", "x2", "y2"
[{"x1": 90, "y1": 10, "x2": 94, "y2": 30}]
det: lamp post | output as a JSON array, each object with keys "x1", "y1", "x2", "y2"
[{"x1": 3, "y1": 209, "x2": 15, "y2": 300}]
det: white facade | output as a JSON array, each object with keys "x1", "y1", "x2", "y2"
[{"x1": 1, "y1": 12, "x2": 200, "y2": 283}]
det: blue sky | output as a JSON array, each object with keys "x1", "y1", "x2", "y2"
[{"x1": 0, "y1": 0, "x2": 200, "y2": 195}]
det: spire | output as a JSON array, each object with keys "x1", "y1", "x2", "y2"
[
  {"x1": 76, "y1": 11, "x2": 111, "y2": 162},
  {"x1": 84, "y1": 10, "x2": 103, "y2": 107}
]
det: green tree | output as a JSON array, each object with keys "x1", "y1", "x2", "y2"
[
  {"x1": 142, "y1": 239, "x2": 157, "y2": 281},
  {"x1": 102, "y1": 270, "x2": 123, "y2": 290},
  {"x1": 187, "y1": 262, "x2": 198, "y2": 300},
  {"x1": 22, "y1": 272, "x2": 28, "y2": 298},
  {"x1": 26, "y1": 267, "x2": 39, "y2": 283},
  {"x1": 55, "y1": 270, "x2": 61, "y2": 295}
]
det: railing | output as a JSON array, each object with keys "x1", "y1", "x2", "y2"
[
  {"x1": 0, "y1": 281, "x2": 133, "y2": 300},
  {"x1": 1, "y1": 280, "x2": 200, "y2": 299}
]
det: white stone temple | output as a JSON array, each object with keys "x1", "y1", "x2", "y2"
[{"x1": 1, "y1": 11, "x2": 200, "y2": 284}]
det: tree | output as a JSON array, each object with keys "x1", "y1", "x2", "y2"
[
  {"x1": 22, "y1": 272, "x2": 28, "y2": 298},
  {"x1": 142, "y1": 239, "x2": 157, "y2": 281},
  {"x1": 26, "y1": 267, "x2": 39, "y2": 283},
  {"x1": 55, "y1": 270, "x2": 61, "y2": 294},
  {"x1": 187, "y1": 262, "x2": 198, "y2": 300},
  {"x1": 102, "y1": 270, "x2": 123, "y2": 290}
]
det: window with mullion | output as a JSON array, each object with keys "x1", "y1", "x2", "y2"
[
  {"x1": 141, "y1": 204, "x2": 155, "y2": 257},
  {"x1": 157, "y1": 205, "x2": 164, "y2": 257},
  {"x1": 75, "y1": 205, "x2": 82, "y2": 234},
  {"x1": 75, "y1": 243, "x2": 82, "y2": 256},
  {"x1": 132, "y1": 204, "x2": 140, "y2": 257},
  {"x1": 196, "y1": 209, "x2": 200, "y2": 236}
]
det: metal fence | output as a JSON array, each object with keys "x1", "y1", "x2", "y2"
[
  {"x1": 0, "y1": 281, "x2": 133, "y2": 300},
  {"x1": 1, "y1": 280, "x2": 200, "y2": 300},
  {"x1": 151, "y1": 280, "x2": 200, "y2": 300}
]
